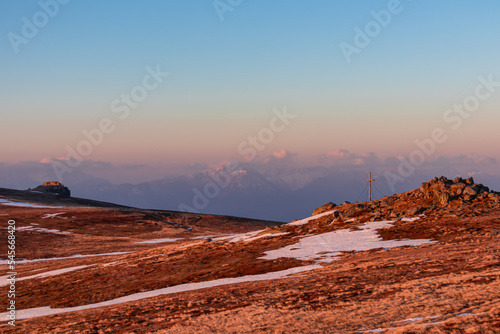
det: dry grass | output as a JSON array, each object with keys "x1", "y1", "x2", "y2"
[{"x1": 0, "y1": 197, "x2": 499, "y2": 333}]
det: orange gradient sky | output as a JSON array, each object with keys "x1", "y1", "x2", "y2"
[{"x1": 1, "y1": 1, "x2": 500, "y2": 181}]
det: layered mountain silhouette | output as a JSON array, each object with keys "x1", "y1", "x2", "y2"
[{"x1": 2, "y1": 162, "x2": 500, "y2": 221}]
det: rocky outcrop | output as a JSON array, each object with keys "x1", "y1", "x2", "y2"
[
  {"x1": 312, "y1": 202, "x2": 337, "y2": 215},
  {"x1": 311, "y1": 176, "x2": 500, "y2": 224},
  {"x1": 419, "y1": 176, "x2": 493, "y2": 206},
  {"x1": 33, "y1": 182, "x2": 71, "y2": 197}
]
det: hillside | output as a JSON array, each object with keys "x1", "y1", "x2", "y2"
[
  {"x1": 0, "y1": 177, "x2": 499, "y2": 333},
  {"x1": 0, "y1": 187, "x2": 130, "y2": 209}
]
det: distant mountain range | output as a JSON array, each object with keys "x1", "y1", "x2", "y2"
[{"x1": 2, "y1": 162, "x2": 500, "y2": 221}]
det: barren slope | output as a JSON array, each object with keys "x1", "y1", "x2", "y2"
[{"x1": 0, "y1": 177, "x2": 498, "y2": 333}]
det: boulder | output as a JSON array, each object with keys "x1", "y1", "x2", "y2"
[
  {"x1": 450, "y1": 183, "x2": 466, "y2": 196},
  {"x1": 437, "y1": 192, "x2": 451, "y2": 206},
  {"x1": 421, "y1": 182, "x2": 430, "y2": 192},
  {"x1": 439, "y1": 176, "x2": 449, "y2": 183},
  {"x1": 463, "y1": 194, "x2": 475, "y2": 202},
  {"x1": 463, "y1": 186, "x2": 478, "y2": 197},
  {"x1": 487, "y1": 193, "x2": 500, "y2": 203},
  {"x1": 312, "y1": 202, "x2": 337, "y2": 216},
  {"x1": 406, "y1": 206, "x2": 428, "y2": 216}
]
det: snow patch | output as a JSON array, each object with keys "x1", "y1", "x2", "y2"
[
  {"x1": 0, "y1": 252, "x2": 133, "y2": 265},
  {"x1": 226, "y1": 230, "x2": 264, "y2": 242},
  {"x1": 0, "y1": 198, "x2": 61, "y2": 208},
  {"x1": 0, "y1": 265, "x2": 90, "y2": 287},
  {"x1": 134, "y1": 238, "x2": 180, "y2": 244},
  {"x1": 261, "y1": 221, "x2": 435, "y2": 263},
  {"x1": 287, "y1": 210, "x2": 338, "y2": 226},
  {"x1": 359, "y1": 312, "x2": 483, "y2": 332},
  {"x1": 177, "y1": 241, "x2": 203, "y2": 249},
  {"x1": 17, "y1": 226, "x2": 72, "y2": 235},
  {"x1": 244, "y1": 232, "x2": 290, "y2": 242},
  {"x1": 191, "y1": 234, "x2": 231, "y2": 240},
  {"x1": 0, "y1": 264, "x2": 320, "y2": 321},
  {"x1": 212, "y1": 230, "x2": 290, "y2": 243},
  {"x1": 401, "y1": 215, "x2": 424, "y2": 222},
  {"x1": 42, "y1": 212, "x2": 67, "y2": 219},
  {"x1": 210, "y1": 234, "x2": 239, "y2": 242}
]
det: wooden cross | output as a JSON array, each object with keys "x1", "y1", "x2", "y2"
[{"x1": 365, "y1": 172, "x2": 375, "y2": 201}]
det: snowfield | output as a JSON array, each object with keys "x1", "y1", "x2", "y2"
[{"x1": 261, "y1": 220, "x2": 435, "y2": 263}]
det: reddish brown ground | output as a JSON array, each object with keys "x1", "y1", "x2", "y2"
[{"x1": 0, "y1": 191, "x2": 499, "y2": 333}]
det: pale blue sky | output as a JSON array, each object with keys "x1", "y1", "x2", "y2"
[{"x1": 1, "y1": 1, "x2": 499, "y2": 170}]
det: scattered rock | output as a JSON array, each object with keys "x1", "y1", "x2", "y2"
[
  {"x1": 406, "y1": 206, "x2": 428, "y2": 216},
  {"x1": 419, "y1": 176, "x2": 494, "y2": 207},
  {"x1": 310, "y1": 176, "x2": 498, "y2": 230}
]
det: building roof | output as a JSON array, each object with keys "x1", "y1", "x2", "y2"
[{"x1": 41, "y1": 181, "x2": 65, "y2": 187}]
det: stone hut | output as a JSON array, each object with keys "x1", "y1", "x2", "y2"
[{"x1": 33, "y1": 181, "x2": 71, "y2": 197}]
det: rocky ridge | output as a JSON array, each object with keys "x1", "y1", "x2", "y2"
[{"x1": 311, "y1": 176, "x2": 500, "y2": 225}]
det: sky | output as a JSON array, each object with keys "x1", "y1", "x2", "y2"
[{"x1": 1, "y1": 0, "x2": 500, "y2": 185}]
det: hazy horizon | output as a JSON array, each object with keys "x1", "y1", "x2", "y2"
[{"x1": 2, "y1": 1, "x2": 500, "y2": 219}]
